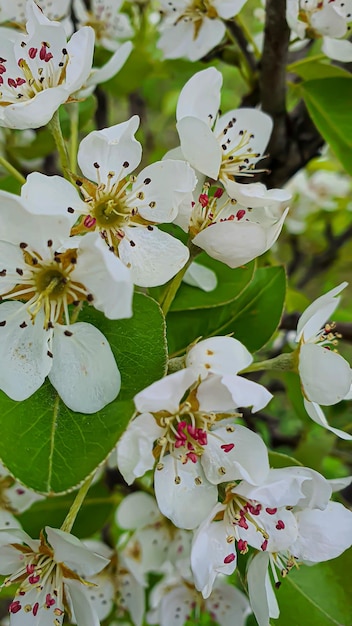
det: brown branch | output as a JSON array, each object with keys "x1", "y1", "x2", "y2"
[{"x1": 259, "y1": 0, "x2": 290, "y2": 161}]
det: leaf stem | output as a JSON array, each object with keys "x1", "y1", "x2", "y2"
[
  {"x1": 48, "y1": 109, "x2": 70, "y2": 179},
  {"x1": 239, "y1": 352, "x2": 295, "y2": 374},
  {"x1": 60, "y1": 473, "x2": 95, "y2": 533},
  {"x1": 0, "y1": 156, "x2": 26, "y2": 184},
  {"x1": 160, "y1": 243, "x2": 200, "y2": 315}
]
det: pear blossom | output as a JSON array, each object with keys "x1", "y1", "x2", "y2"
[
  {"x1": 0, "y1": 0, "x2": 72, "y2": 31},
  {"x1": 174, "y1": 181, "x2": 289, "y2": 268},
  {"x1": 295, "y1": 282, "x2": 352, "y2": 436},
  {"x1": 0, "y1": 526, "x2": 109, "y2": 625},
  {"x1": 286, "y1": 0, "x2": 352, "y2": 61},
  {"x1": 71, "y1": 116, "x2": 196, "y2": 287},
  {"x1": 191, "y1": 466, "x2": 332, "y2": 598},
  {"x1": 0, "y1": 1, "x2": 95, "y2": 129},
  {"x1": 157, "y1": 0, "x2": 248, "y2": 61},
  {"x1": 73, "y1": 0, "x2": 134, "y2": 51},
  {"x1": 117, "y1": 341, "x2": 271, "y2": 529},
  {"x1": 284, "y1": 168, "x2": 352, "y2": 234},
  {"x1": 80, "y1": 540, "x2": 145, "y2": 626},
  {"x1": 176, "y1": 68, "x2": 273, "y2": 193},
  {"x1": 116, "y1": 492, "x2": 192, "y2": 583},
  {"x1": 0, "y1": 461, "x2": 44, "y2": 514},
  {"x1": 0, "y1": 175, "x2": 134, "y2": 412},
  {"x1": 247, "y1": 487, "x2": 352, "y2": 626},
  {"x1": 147, "y1": 570, "x2": 251, "y2": 626}
]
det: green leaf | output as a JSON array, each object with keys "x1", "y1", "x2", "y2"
[
  {"x1": 274, "y1": 551, "x2": 352, "y2": 626},
  {"x1": 18, "y1": 480, "x2": 117, "y2": 538},
  {"x1": 268, "y1": 451, "x2": 303, "y2": 469},
  {"x1": 0, "y1": 293, "x2": 167, "y2": 494},
  {"x1": 300, "y1": 77, "x2": 352, "y2": 175},
  {"x1": 170, "y1": 255, "x2": 256, "y2": 311},
  {"x1": 288, "y1": 57, "x2": 351, "y2": 81},
  {"x1": 166, "y1": 266, "x2": 286, "y2": 355}
]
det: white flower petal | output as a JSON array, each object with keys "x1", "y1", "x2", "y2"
[
  {"x1": 183, "y1": 262, "x2": 217, "y2": 292},
  {"x1": 191, "y1": 506, "x2": 235, "y2": 598},
  {"x1": 118, "y1": 226, "x2": 189, "y2": 287},
  {"x1": 83, "y1": 41, "x2": 132, "y2": 90},
  {"x1": 21, "y1": 173, "x2": 85, "y2": 225},
  {"x1": 322, "y1": 36, "x2": 352, "y2": 61},
  {"x1": 186, "y1": 336, "x2": 253, "y2": 377},
  {"x1": 176, "y1": 67, "x2": 222, "y2": 123},
  {"x1": 134, "y1": 369, "x2": 196, "y2": 414},
  {"x1": 116, "y1": 413, "x2": 163, "y2": 484},
  {"x1": 221, "y1": 374, "x2": 273, "y2": 412},
  {"x1": 206, "y1": 581, "x2": 252, "y2": 626},
  {"x1": 66, "y1": 578, "x2": 100, "y2": 626},
  {"x1": 304, "y1": 399, "x2": 352, "y2": 440},
  {"x1": 75, "y1": 232, "x2": 133, "y2": 319},
  {"x1": 132, "y1": 160, "x2": 197, "y2": 223},
  {"x1": 116, "y1": 492, "x2": 161, "y2": 529},
  {"x1": 296, "y1": 282, "x2": 347, "y2": 341},
  {"x1": 202, "y1": 424, "x2": 270, "y2": 485},
  {"x1": 46, "y1": 527, "x2": 109, "y2": 576},
  {"x1": 0, "y1": 303, "x2": 51, "y2": 401},
  {"x1": 154, "y1": 456, "x2": 218, "y2": 530},
  {"x1": 177, "y1": 116, "x2": 222, "y2": 180},
  {"x1": 77, "y1": 116, "x2": 141, "y2": 183},
  {"x1": 291, "y1": 502, "x2": 352, "y2": 562},
  {"x1": 299, "y1": 342, "x2": 352, "y2": 405},
  {"x1": 49, "y1": 322, "x2": 121, "y2": 413},
  {"x1": 247, "y1": 553, "x2": 277, "y2": 626}
]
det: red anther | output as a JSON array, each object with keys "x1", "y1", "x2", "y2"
[
  {"x1": 26, "y1": 564, "x2": 35, "y2": 574},
  {"x1": 276, "y1": 520, "x2": 285, "y2": 530},
  {"x1": 198, "y1": 193, "x2": 209, "y2": 207},
  {"x1": 45, "y1": 52, "x2": 53, "y2": 62},
  {"x1": 227, "y1": 214, "x2": 235, "y2": 220},
  {"x1": 0, "y1": 76, "x2": 3, "y2": 84},
  {"x1": 223, "y1": 553, "x2": 235, "y2": 564},
  {"x1": 191, "y1": 201, "x2": 195, "y2": 207},
  {"x1": 197, "y1": 430, "x2": 207, "y2": 445},
  {"x1": 186, "y1": 451, "x2": 198, "y2": 463},
  {"x1": 28, "y1": 574, "x2": 40, "y2": 584},
  {"x1": 177, "y1": 421, "x2": 187, "y2": 432},
  {"x1": 187, "y1": 442, "x2": 195, "y2": 450},
  {"x1": 9, "y1": 601, "x2": 21, "y2": 614},
  {"x1": 261, "y1": 539, "x2": 268, "y2": 551},
  {"x1": 175, "y1": 439, "x2": 185, "y2": 448},
  {"x1": 248, "y1": 503, "x2": 262, "y2": 516},
  {"x1": 28, "y1": 47, "x2": 38, "y2": 59},
  {"x1": 238, "y1": 516, "x2": 249, "y2": 529},
  {"x1": 265, "y1": 507, "x2": 277, "y2": 515},
  {"x1": 236, "y1": 209, "x2": 246, "y2": 220},
  {"x1": 220, "y1": 443, "x2": 234, "y2": 453},
  {"x1": 46, "y1": 594, "x2": 55, "y2": 607},
  {"x1": 0, "y1": 64, "x2": 6, "y2": 74},
  {"x1": 187, "y1": 424, "x2": 197, "y2": 437},
  {"x1": 214, "y1": 187, "x2": 224, "y2": 198},
  {"x1": 33, "y1": 602, "x2": 39, "y2": 616},
  {"x1": 8, "y1": 78, "x2": 17, "y2": 88},
  {"x1": 237, "y1": 539, "x2": 248, "y2": 553},
  {"x1": 16, "y1": 488, "x2": 25, "y2": 495},
  {"x1": 83, "y1": 215, "x2": 96, "y2": 229},
  {"x1": 39, "y1": 44, "x2": 48, "y2": 60},
  {"x1": 16, "y1": 77, "x2": 26, "y2": 86}
]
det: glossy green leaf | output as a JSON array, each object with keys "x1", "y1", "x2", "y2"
[
  {"x1": 170, "y1": 255, "x2": 255, "y2": 311},
  {"x1": 288, "y1": 58, "x2": 350, "y2": 81},
  {"x1": 268, "y1": 451, "x2": 302, "y2": 469},
  {"x1": 0, "y1": 293, "x2": 167, "y2": 494},
  {"x1": 300, "y1": 77, "x2": 352, "y2": 175},
  {"x1": 18, "y1": 480, "x2": 117, "y2": 538},
  {"x1": 166, "y1": 266, "x2": 286, "y2": 356},
  {"x1": 274, "y1": 550, "x2": 352, "y2": 626}
]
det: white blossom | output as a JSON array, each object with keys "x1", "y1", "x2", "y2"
[
  {"x1": 295, "y1": 282, "x2": 352, "y2": 436},
  {"x1": 0, "y1": 526, "x2": 109, "y2": 625},
  {"x1": 176, "y1": 68, "x2": 273, "y2": 193},
  {"x1": 117, "y1": 345, "x2": 271, "y2": 529},
  {"x1": 157, "y1": 0, "x2": 248, "y2": 61},
  {"x1": 0, "y1": 1, "x2": 94, "y2": 129},
  {"x1": 73, "y1": 0, "x2": 134, "y2": 51},
  {"x1": 0, "y1": 177, "x2": 133, "y2": 412},
  {"x1": 71, "y1": 116, "x2": 196, "y2": 287},
  {"x1": 286, "y1": 0, "x2": 352, "y2": 61}
]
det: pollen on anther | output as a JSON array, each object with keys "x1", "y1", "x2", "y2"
[
  {"x1": 123, "y1": 161, "x2": 129, "y2": 168},
  {"x1": 94, "y1": 162, "x2": 100, "y2": 168},
  {"x1": 20, "y1": 242, "x2": 28, "y2": 248},
  {"x1": 67, "y1": 207, "x2": 74, "y2": 213},
  {"x1": 87, "y1": 294, "x2": 94, "y2": 302},
  {"x1": 174, "y1": 476, "x2": 181, "y2": 484}
]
